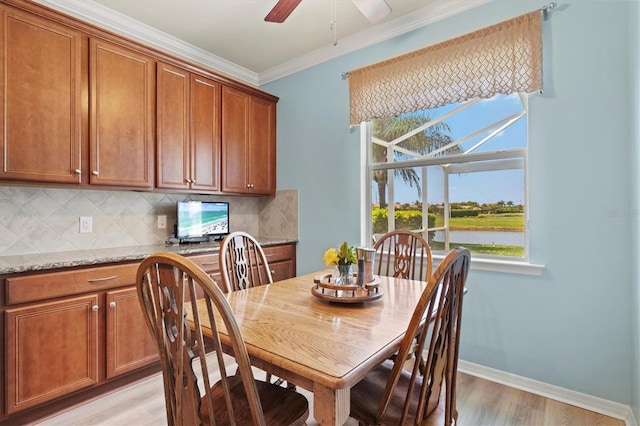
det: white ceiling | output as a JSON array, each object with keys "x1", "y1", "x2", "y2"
[{"x1": 34, "y1": 0, "x2": 485, "y2": 86}]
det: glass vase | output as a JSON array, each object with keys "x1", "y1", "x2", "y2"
[{"x1": 334, "y1": 264, "x2": 352, "y2": 285}]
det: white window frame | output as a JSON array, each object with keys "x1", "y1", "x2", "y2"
[{"x1": 359, "y1": 96, "x2": 544, "y2": 276}]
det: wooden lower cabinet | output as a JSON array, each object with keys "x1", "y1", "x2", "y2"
[
  {"x1": 262, "y1": 243, "x2": 296, "y2": 282},
  {"x1": 0, "y1": 243, "x2": 295, "y2": 422},
  {"x1": 5, "y1": 295, "x2": 100, "y2": 415},
  {"x1": 1, "y1": 263, "x2": 159, "y2": 421},
  {"x1": 270, "y1": 259, "x2": 295, "y2": 282},
  {"x1": 187, "y1": 242, "x2": 296, "y2": 288},
  {"x1": 105, "y1": 287, "x2": 159, "y2": 379}
]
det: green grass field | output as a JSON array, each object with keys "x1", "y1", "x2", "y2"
[{"x1": 434, "y1": 213, "x2": 524, "y2": 231}]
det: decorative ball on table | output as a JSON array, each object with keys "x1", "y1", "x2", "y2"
[{"x1": 323, "y1": 241, "x2": 357, "y2": 285}]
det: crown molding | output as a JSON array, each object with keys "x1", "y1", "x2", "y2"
[
  {"x1": 32, "y1": 0, "x2": 486, "y2": 87},
  {"x1": 32, "y1": 0, "x2": 260, "y2": 86},
  {"x1": 258, "y1": 0, "x2": 487, "y2": 85}
]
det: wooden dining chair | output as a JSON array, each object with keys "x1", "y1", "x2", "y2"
[
  {"x1": 349, "y1": 247, "x2": 470, "y2": 426},
  {"x1": 136, "y1": 252, "x2": 309, "y2": 426},
  {"x1": 219, "y1": 231, "x2": 273, "y2": 292},
  {"x1": 373, "y1": 229, "x2": 433, "y2": 282},
  {"x1": 374, "y1": 229, "x2": 433, "y2": 372},
  {"x1": 219, "y1": 231, "x2": 292, "y2": 388}
]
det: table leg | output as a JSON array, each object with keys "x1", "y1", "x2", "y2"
[{"x1": 313, "y1": 385, "x2": 350, "y2": 426}]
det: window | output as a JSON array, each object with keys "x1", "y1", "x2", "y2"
[{"x1": 364, "y1": 93, "x2": 528, "y2": 260}]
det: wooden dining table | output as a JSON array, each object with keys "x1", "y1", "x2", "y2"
[{"x1": 193, "y1": 269, "x2": 427, "y2": 426}]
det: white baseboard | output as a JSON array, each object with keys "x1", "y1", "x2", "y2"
[{"x1": 457, "y1": 360, "x2": 638, "y2": 426}]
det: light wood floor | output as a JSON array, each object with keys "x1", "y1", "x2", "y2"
[{"x1": 35, "y1": 368, "x2": 624, "y2": 426}]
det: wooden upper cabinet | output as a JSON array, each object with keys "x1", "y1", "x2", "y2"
[
  {"x1": 90, "y1": 39, "x2": 155, "y2": 188},
  {"x1": 248, "y1": 96, "x2": 276, "y2": 195},
  {"x1": 157, "y1": 63, "x2": 189, "y2": 190},
  {"x1": 0, "y1": 2, "x2": 276, "y2": 194},
  {"x1": 191, "y1": 74, "x2": 221, "y2": 192},
  {"x1": 221, "y1": 86, "x2": 276, "y2": 195},
  {"x1": 157, "y1": 63, "x2": 221, "y2": 192},
  {"x1": 0, "y1": 7, "x2": 83, "y2": 183}
]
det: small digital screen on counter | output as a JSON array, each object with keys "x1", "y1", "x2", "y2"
[{"x1": 176, "y1": 201, "x2": 229, "y2": 243}]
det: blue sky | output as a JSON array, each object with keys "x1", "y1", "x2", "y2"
[{"x1": 376, "y1": 94, "x2": 527, "y2": 205}]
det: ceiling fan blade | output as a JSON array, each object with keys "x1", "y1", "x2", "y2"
[
  {"x1": 352, "y1": 0, "x2": 392, "y2": 24},
  {"x1": 265, "y1": 0, "x2": 302, "y2": 23}
]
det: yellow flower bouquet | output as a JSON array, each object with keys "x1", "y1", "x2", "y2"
[
  {"x1": 324, "y1": 241, "x2": 356, "y2": 284},
  {"x1": 324, "y1": 241, "x2": 357, "y2": 266}
]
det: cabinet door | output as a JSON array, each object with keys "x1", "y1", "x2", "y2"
[
  {"x1": 90, "y1": 39, "x2": 155, "y2": 188},
  {"x1": 248, "y1": 96, "x2": 276, "y2": 195},
  {"x1": 157, "y1": 62, "x2": 190, "y2": 190},
  {"x1": 0, "y1": 8, "x2": 82, "y2": 183},
  {"x1": 221, "y1": 86, "x2": 276, "y2": 195},
  {"x1": 5, "y1": 295, "x2": 99, "y2": 414},
  {"x1": 263, "y1": 244, "x2": 296, "y2": 281},
  {"x1": 221, "y1": 86, "x2": 250, "y2": 193},
  {"x1": 105, "y1": 287, "x2": 158, "y2": 379},
  {"x1": 269, "y1": 260, "x2": 295, "y2": 282},
  {"x1": 190, "y1": 74, "x2": 221, "y2": 192}
]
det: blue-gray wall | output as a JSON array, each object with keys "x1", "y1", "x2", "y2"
[
  {"x1": 631, "y1": 0, "x2": 640, "y2": 420},
  {"x1": 264, "y1": 0, "x2": 637, "y2": 407}
]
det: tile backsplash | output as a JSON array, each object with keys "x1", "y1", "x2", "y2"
[{"x1": 0, "y1": 186, "x2": 298, "y2": 256}]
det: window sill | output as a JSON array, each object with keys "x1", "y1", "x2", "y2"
[{"x1": 432, "y1": 253, "x2": 544, "y2": 276}]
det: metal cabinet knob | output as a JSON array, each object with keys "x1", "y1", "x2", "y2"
[
  {"x1": 109, "y1": 301, "x2": 116, "y2": 308},
  {"x1": 74, "y1": 169, "x2": 81, "y2": 174},
  {"x1": 92, "y1": 171, "x2": 99, "y2": 176},
  {"x1": 92, "y1": 305, "x2": 99, "y2": 312}
]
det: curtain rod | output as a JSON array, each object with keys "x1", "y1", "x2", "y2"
[{"x1": 341, "y1": 2, "x2": 558, "y2": 80}]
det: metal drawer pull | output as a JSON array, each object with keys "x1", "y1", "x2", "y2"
[
  {"x1": 202, "y1": 262, "x2": 218, "y2": 266},
  {"x1": 87, "y1": 275, "x2": 117, "y2": 283}
]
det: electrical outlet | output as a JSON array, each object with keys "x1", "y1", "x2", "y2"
[
  {"x1": 157, "y1": 215, "x2": 167, "y2": 229},
  {"x1": 79, "y1": 216, "x2": 92, "y2": 233}
]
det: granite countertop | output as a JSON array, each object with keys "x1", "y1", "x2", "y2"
[{"x1": 0, "y1": 237, "x2": 296, "y2": 275}]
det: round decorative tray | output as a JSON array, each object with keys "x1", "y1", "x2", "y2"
[{"x1": 311, "y1": 273, "x2": 383, "y2": 303}]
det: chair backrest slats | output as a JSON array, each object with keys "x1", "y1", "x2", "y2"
[
  {"x1": 373, "y1": 230, "x2": 433, "y2": 282},
  {"x1": 220, "y1": 232, "x2": 273, "y2": 292}
]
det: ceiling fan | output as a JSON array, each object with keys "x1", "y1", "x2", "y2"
[{"x1": 265, "y1": 0, "x2": 392, "y2": 24}]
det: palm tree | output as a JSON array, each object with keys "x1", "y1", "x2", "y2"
[{"x1": 372, "y1": 112, "x2": 457, "y2": 208}]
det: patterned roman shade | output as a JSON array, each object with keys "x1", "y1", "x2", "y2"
[{"x1": 348, "y1": 11, "x2": 542, "y2": 125}]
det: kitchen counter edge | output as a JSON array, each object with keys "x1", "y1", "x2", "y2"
[{"x1": 0, "y1": 237, "x2": 297, "y2": 275}]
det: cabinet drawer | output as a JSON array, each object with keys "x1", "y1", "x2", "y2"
[
  {"x1": 6, "y1": 263, "x2": 139, "y2": 305},
  {"x1": 186, "y1": 253, "x2": 224, "y2": 293},
  {"x1": 263, "y1": 244, "x2": 295, "y2": 263},
  {"x1": 188, "y1": 252, "x2": 220, "y2": 274}
]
